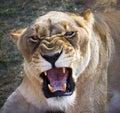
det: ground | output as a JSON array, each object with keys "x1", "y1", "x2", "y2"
[{"x1": 0, "y1": 0, "x2": 119, "y2": 108}]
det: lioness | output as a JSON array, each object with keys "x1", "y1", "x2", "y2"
[{"x1": 1, "y1": 9, "x2": 120, "y2": 113}]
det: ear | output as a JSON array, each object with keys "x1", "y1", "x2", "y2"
[
  {"x1": 81, "y1": 9, "x2": 94, "y2": 24},
  {"x1": 69, "y1": 9, "x2": 94, "y2": 28},
  {"x1": 11, "y1": 28, "x2": 27, "y2": 44}
]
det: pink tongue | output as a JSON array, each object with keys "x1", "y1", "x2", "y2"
[{"x1": 47, "y1": 68, "x2": 67, "y2": 92}]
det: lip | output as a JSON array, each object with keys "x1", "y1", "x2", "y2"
[{"x1": 40, "y1": 67, "x2": 75, "y2": 98}]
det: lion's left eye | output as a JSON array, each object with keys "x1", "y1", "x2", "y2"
[
  {"x1": 29, "y1": 36, "x2": 40, "y2": 43},
  {"x1": 64, "y1": 31, "x2": 76, "y2": 39}
]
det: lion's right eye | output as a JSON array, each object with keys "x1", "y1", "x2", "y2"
[
  {"x1": 29, "y1": 36, "x2": 40, "y2": 43},
  {"x1": 64, "y1": 31, "x2": 76, "y2": 39}
]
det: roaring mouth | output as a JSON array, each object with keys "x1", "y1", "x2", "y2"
[{"x1": 40, "y1": 67, "x2": 75, "y2": 98}]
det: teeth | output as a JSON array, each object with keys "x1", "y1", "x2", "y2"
[
  {"x1": 44, "y1": 72, "x2": 47, "y2": 76},
  {"x1": 62, "y1": 83, "x2": 67, "y2": 91},
  {"x1": 62, "y1": 68, "x2": 65, "y2": 73},
  {"x1": 48, "y1": 84, "x2": 54, "y2": 92}
]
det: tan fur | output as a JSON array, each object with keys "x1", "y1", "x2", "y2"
[{"x1": 1, "y1": 10, "x2": 120, "y2": 113}]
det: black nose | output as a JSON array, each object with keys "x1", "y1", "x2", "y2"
[{"x1": 42, "y1": 51, "x2": 62, "y2": 67}]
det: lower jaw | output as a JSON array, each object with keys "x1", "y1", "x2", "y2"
[
  {"x1": 44, "y1": 90, "x2": 74, "y2": 98},
  {"x1": 46, "y1": 91, "x2": 77, "y2": 112}
]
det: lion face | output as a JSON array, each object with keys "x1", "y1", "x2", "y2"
[{"x1": 11, "y1": 10, "x2": 93, "y2": 108}]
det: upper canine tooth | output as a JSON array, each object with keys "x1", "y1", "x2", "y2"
[
  {"x1": 48, "y1": 84, "x2": 54, "y2": 92},
  {"x1": 62, "y1": 83, "x2": 66, "y2": 91},
  {"x1": 44, "y1": 72, "x2": 47, "y2": 76},
  {"x1": 62, "y1": 68, "x2": 65, "y2": 73}
]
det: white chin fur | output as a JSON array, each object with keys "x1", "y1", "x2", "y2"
[{"x1": 46, "y1": 91, "x2": 76, "y2": 111}]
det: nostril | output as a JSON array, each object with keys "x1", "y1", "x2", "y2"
[{"x1": 42, "y1": 51, "x2": 62, "y2": 67}]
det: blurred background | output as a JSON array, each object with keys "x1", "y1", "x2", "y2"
[{"x1": 0, "y1": 0, "x2": 119, "y2": 108}]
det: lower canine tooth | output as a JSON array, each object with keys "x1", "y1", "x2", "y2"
[
  {"x1": 62, "y1": 68, "x2": 65, "y2": 73},
  {"x1": 62, "y1": 83, "x2": 66, "y2": 91},
  {"x1": 48, "y1": 84, "x2": 54, "y2": 92},
  {"x1": 44, "y1": 72, "x2": 47, "y2": 76}
]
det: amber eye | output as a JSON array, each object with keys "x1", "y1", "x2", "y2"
[
  {"x1": 29, "y1": 36, "x2": 39, "y2": 43},
  {"x1": 64, "y1": 31, "x2": 76, "y2": 39}
]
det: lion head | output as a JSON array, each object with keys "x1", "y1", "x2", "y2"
[{"x1": 11, "y1": 10, "x2": 99, "y2": 110}]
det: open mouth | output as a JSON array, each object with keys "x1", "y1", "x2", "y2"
[{"x1": 40, "y1": 67, "x2": 75, "y2": 98}]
